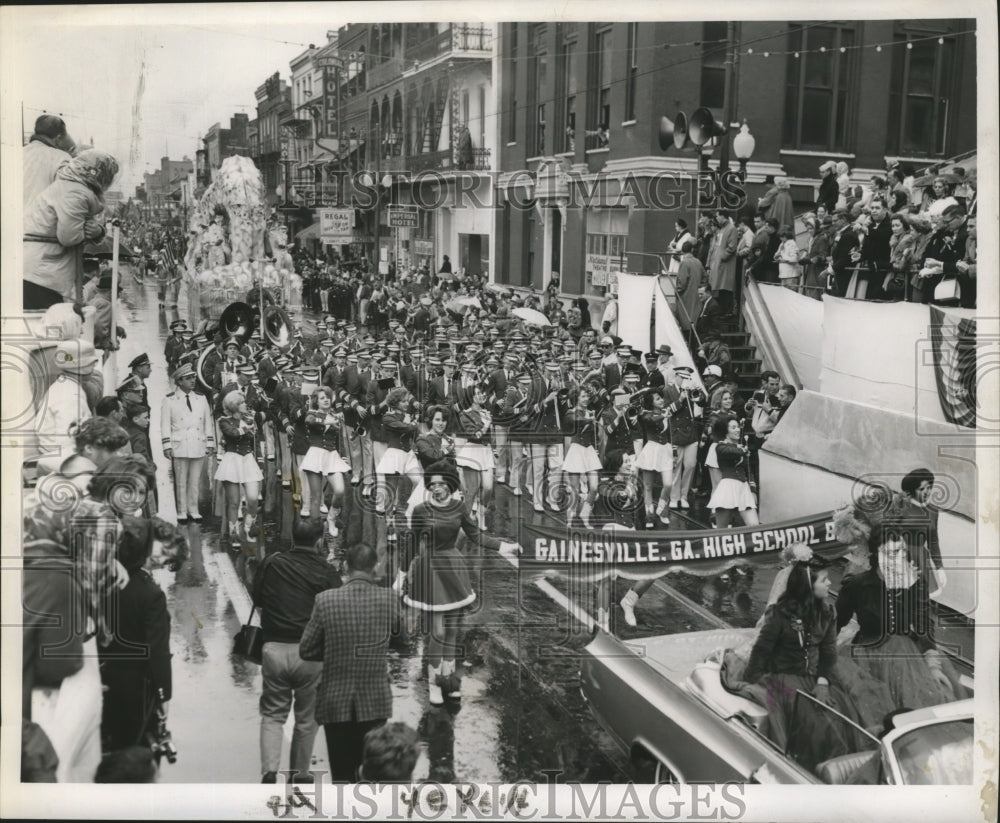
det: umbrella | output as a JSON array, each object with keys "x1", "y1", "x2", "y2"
[
  {"x1": 511, "y1": 307, "x2": 551, "y2": 327},
  {"x1": 84, "y1": 237, "x2": 135, "y2": 259}
]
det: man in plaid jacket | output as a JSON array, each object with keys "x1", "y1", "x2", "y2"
[{"x1": 299, "y1": 543, "x2": 408, "y2": 781}]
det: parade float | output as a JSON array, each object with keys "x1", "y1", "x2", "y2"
[{"x1": 184, "y1": 155, "x2": 302, "y2": 328}]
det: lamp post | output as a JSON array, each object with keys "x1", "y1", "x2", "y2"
[{"x1": 732, "y1": 120, "x2": 756, "y2": 217}]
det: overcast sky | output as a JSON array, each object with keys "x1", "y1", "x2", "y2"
[{"x1": 6, "y1": 5, "x2": 344, "y2": 194}]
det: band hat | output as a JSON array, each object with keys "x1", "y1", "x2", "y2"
[
  {"x1": 346, "y1": 325, "x2": 357, "y2": 332},
  {"x1": 180, "y1": 330, "x2": 195, "y2": 340},
  {"x1": 673, "y1": 365, "x2": 694, "y2": 375},
  {"x1": 380, "y1": 360, "x2": 398, "y2": 370},
  {"x1": 587, "y1": 349, "x2": 603, "y2": 360},
  {"x1": 172, "y1": 363, "x2": 196, "y2": 380},
  {"x1": 443, "y1": 357, "x2": 459, "y2": 367},
  {"x1": 644, "y1": 351, "x2": 659, "y2": 361},
  {"x1": 516, "y1": 372, "x2": 532, "y2": 383},
  {"x1": 703, "y1": 364, "x2": 723, "y2": 378},
  {"x1": 600, "y1": 336, "x2": 614, "y2": 345},
  {"x1": 301, "y1": 367, "x2": 320, "y2": 380},
  {"x1": 333, "y1": 348, "x2": 348, "y2": 357},
  {"x1": 629, "y1": 350, "x2": 643, "y2": 360},
  {"x1": 224, "y1": 338, "x2": 242, "y2": 351},
  {"x1": 129, "y1": 353, "x2": 151, "y2": 369},
  {"x1": 419, "y1": 297, "x2": 433, "y2": 306},
  {"x1": 485, "y1": 356, "x2": 500, "y2": 367},
  {"x1": 387, "y1": 344, "x2": 401, "y2": 354},
  {"x1": 357, "y1": 349, "x2": 371, "y2": 358},
  {"x1": 238, "y1": 364, "x2": 257, "y2": 375},
  {"x1": 461, "y1": 362, "x2": 478, "y2": 372},
  {"x1": 561, "y1": 355, "x2": 576, "y2": 364},
  {"x1": 411, "y1": 348, "x2": 425, "y2": 357},
  {"x1": 572, "y1": 363, "x2": 589, "y2": 373},
  {"x1": 610, "y1": 387, "x2": 628, "y2": 396},
  {"x1": 346, "y1": 353, "x2": 359, "y2": 364},
  {"x1": 427, "y1": 356, "x2": 442, "y2": 367},
  {"x1": 545, "y1": 362, "x2": 561, "y2": 372},
  {"x1": 169, "y1": 320, "x2": 188, "y2": 331},
  {"x1": 320, "y1": 339, "x2": 336, "y2": 349},
  {"x1": 616, "y1": 346, "x2": 632, "y2": 355}
]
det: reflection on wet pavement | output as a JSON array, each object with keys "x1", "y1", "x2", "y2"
[{"x1": 124, "y1": 274, "x2": 627, "y2": 784}]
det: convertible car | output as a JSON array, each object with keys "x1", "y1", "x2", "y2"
[{"x1": 580, "y1": 628, "x2": 974, "y2": 785}]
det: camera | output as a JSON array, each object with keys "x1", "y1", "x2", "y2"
[
  {"x1": 753, "y1": 390, "x2": 765, "y2": 404},
  {"x1": 145, "y1": 691, "x2": 178, "y2": 765}
]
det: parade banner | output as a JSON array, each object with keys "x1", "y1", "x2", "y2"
[{"x1": 515, "y1": 511, "x2": 853, "y2": 582}]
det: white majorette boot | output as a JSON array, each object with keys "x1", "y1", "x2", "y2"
[
  {"x1": 620, "y1": 590, "x2": 639, "y2": 628},
  {"x1": 596, "y1": 607, "x2": 610, "y2": 633},
  {"x1": 427, "y1": 663, "x2": 444, "y2": 706},
  {"x1": 579, "y1": 501, "x2": 593, "y2": 529}
]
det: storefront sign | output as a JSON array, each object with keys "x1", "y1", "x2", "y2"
[
  {"x1": 388, "y1": 207, "x2": 419, "y2": 228},
  {"x1": 414, "y1": 239, "x2": 434, "y2": 257},
  {"x1": 322, "y1": 68, "x2": 340, "y2": 140},
  {"x1": 586, "y1": 254, "x2": 624, "y2": 288},
  {"x1": 319, "y1": 208, "x2": 353, "y2": 240}
]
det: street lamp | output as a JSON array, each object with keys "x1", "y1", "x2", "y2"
[{"x1": 732, "y1": 120, "x2": 756, "y2": 183}]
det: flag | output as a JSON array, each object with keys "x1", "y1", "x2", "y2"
[{"x1": 929, "y1": 306, "x2": 976, "y2": 428}]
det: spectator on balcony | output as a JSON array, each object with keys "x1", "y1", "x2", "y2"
[
  {"x1": 817, "y1": 161, "x2": 839, "y2": 214},
  {"x1": 802, "y1": 216, "x2": 832, "y2": 300},
  {"x1": 584, "y1": 123, "x2": 610, "y2": 148},
  {"x1": 674, "y1": 242, "x2": 704, "y2": 341},
  {"x1": 666, "y1": 218, "x2": 694, "y2": 273},
  {"x1": 888, "y1": 168, "x2": 911, "y2": 212},
  {"x1": 708, "y1": 211, "x2": 739, "y2": 316},
  {"x1": 828, "y1": 210, "x2": 860, "y2": 298},
  {"x1": 859, "y1": 198, "x2": 892, "y2": 301},
  {"x1": 456, "y1": 126, "x2": 473, "y2": 170},
  {"x1": 438, "y1": 254, "x2": 452, "y2": 277},
  {"x1": 763, "y1": 177, "x2": 795, "y2": 236}
]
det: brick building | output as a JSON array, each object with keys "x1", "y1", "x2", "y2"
[{"x1": 494, "y1": 19, "x2": 977, "y2": 298}]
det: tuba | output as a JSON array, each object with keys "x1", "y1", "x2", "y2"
[
  {"x1": 219, "y1": 301, "x2": 254, "y2": 344},
  {"x1": 262, "y1": 305, "x2": 294, "y2": 351}
]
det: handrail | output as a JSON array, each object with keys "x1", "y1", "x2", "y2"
[{"x1": 741, "y1": 273, "x2": 802, "y2": 390}]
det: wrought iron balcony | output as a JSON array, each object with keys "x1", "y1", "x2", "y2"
[
  {"x1": 406, "y1": 24, "x2": 492, "y2": 64},
  {"x1": 409, "y1": 149, "x2": 453, "y2": 173}
]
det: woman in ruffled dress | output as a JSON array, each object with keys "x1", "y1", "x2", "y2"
[
  {"x1": 834, "y1": 522, "x2": 967, "y2": 730},
  {"x1": 215, "y1": 390, "x2": 265, "y2": 545},
  {"x1": 402, "y1": 461, "x2": 519, "y2": 705}
]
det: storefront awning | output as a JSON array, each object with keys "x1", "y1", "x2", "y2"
[
  {"x1": 295, "y1": 223, "x2": 320, "y2": 241},
  {"x1": 307, "y1": 148, "x2": 338, "y2": 167}
]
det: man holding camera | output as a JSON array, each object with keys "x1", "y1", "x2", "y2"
[{"x1": 743, "y1": 371, "x2": 782, "y2": 488}]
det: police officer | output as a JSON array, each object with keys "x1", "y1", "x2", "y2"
[
  {"x1": 117, "y1": 353, "x2": 151, "y2": 408},
  {"x1": 165, "y1": 319, "x2": 188, "y2": 373},
  {"x1": 161, "y1": 363, "x2": 215, "y2": 523}
]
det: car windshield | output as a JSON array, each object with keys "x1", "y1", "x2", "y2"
[{"x1": 891, "y1": 720, "x2": 973, "y2": 785}]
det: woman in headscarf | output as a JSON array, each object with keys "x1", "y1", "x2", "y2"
[
  {"x1": 834, "y1": 162, "x2": 852, "y2": 211},
  {"x1": 24, "y1": 150, "x2": 119, "y2": 308},
  {"x1": 765, "y1": 177, "x2": 795, "y2": 236},
  {"x1": 817, "y1": 162, "x2": 839, "y2": 214}
]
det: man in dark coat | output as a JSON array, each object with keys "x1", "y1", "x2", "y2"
[
  {"x1": 829, "y1": 210, "x2": 860, "y2": 298},
  {"x1": 860, "y1": 198, "x2": 892, "y2": 300},
  {"x1": 299, "y1": 543, "x2": 407, "y2": 782}
]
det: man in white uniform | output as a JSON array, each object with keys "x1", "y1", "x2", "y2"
[{"x1": 161, "y1": 363, "x2": 215, "y2": 522}]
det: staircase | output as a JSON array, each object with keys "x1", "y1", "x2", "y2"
[{"x1": 717, "y1": 319, "x2": 764, "y2": 397}]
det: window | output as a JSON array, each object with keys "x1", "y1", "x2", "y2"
[
  {"x1": 701, "y1": 21, "x2": 728, "y2": 110},
  {"x1": 525, "y1": 210, "x2": 536, "y2": 288},
  {"x1": 557, "y1": 35, "x2": 578, "y2": 153},
  {"x1": 625, "y1": 22, "x2": 638, "y2": 121},
  {"x1": 888, "y1": 32, "x2": 957, "y2": 156},
  {"x1": 594, "y1": 27, "x2": 612, "y2": 130},
  {"x1": 507, "y1": 24, "x2": 518, "y2": 143},
  {"x1": 501, "y1": 200, "x2": 513, "y2": 285},
  {"x1": 529, "y1": 49, "x2": 548, "y2": 156},
  {"x1": 782, "y1": 24, "x2": 856, "y2": 151}
]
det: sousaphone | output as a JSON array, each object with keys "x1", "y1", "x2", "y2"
[
  {"x1": 219, "y1": 301, "x2": 254, "y2": 343},
  {"x1": 262, "y1": 305, "x2": 294, "y2": 350}
]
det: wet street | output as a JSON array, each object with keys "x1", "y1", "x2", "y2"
[
  {"x1": 116, "y1": 268, "x2": 974, "y2": 785},
  {"x1": 121, "y1": 271, "x2": 643, "y2": 784}
]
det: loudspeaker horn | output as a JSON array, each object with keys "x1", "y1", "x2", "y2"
[
  {"x1": 658, "y1": 116, "x2": 676, "y2": 151},
  {"x1": 672, "y1": 111, "x2": 691, "y2": 151},
  {"x1": 688, "y1": 107, "x2": 729, "y2": 147}
]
